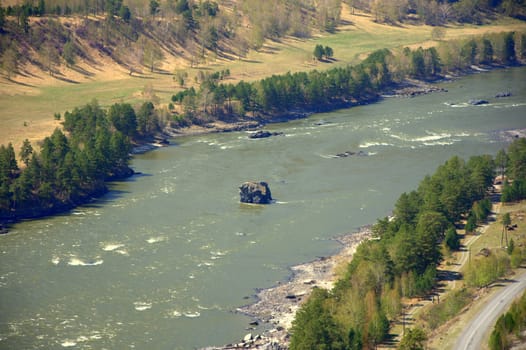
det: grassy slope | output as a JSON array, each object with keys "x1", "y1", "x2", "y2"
[{"x1": 1, "y1": 5, "x2": 526, "y2": 152}]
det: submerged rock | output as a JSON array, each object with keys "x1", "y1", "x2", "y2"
[
  {"x1": 495, "y1": 91, "x2": 512, "y2": 98},
  {"x1": 240, "y1": 182, "x2": 273, "y2": 204},
  {"x1": 468, "y1": 99, "x2": 489, "y2": 105},
  {"x1": 334, "y1": 150, "x2": 368, "y2": 158},
  {"x1": 249, "y1": 130, "x2": 283, "y2": 139}
]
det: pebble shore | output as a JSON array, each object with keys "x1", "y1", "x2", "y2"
[{"x1": 202, "y1": 228, "x2": 373, "y2": 350}]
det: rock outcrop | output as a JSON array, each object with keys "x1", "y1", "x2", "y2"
[{"x1": 239, "y1": 182, "x2": 273, "y2": 204}]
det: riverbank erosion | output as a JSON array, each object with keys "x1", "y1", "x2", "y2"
[{"x1": 201, "y1": 229, "x2": 372, "y2": 350}]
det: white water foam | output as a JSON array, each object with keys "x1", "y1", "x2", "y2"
[
  {"x1": 413, "y1": 132, "x2": 451, "y2": 142},
  {"x1": 359, "y1": 142, "x2": 393, "y2": 148},
  {"x1": 134, "y1": 302, "x2": 153, "y2": 311},
  {"x1": 160, "y1": 185, "x2": 175, "y2": 194},
  {"x1": 210, "y1": 250, "x2": 228, "y2": 257},
  {"x1": 61, "y1": 332, "x2": 104, "y2": 347},
  {"x1": 61, "y1": 340, "x2": 77, "y2": 347},
  {"x1": 422, "y1": 140, "x2": 455, "y2": 146},
  {"x1": 318, "y1": 154, "x2": 338, "y2": 159},
  {"x1": 146, "y1": 236, "x2": 166, "y2": 244},
  {"x1": 67, "y1": 257, "x2": 103, "y2": 266},
  {"x1": 51, "y1": 256, "x2": 61, "y2": 265},
  {"x1": 389, "y1": 131, "x2": 451, "y2": 144},
  {"x1": 102, "y1": 243, "x2": 124, "y2": 252}
]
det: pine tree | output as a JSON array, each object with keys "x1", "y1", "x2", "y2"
[
  {"x1": 503, "y1": 32, "x2": 516, "y2": 64},
  {"x1": 313, "y1": 44, "x2": 325, "y2": 61},
  {"x1": 19, "y1": 139, "x2": 33, "y2": 167}
]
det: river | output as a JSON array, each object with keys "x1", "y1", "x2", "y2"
[{"x1": 0, "y1": 67, "x2": 525, "y2": 349}]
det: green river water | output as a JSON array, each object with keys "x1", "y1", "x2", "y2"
[{"x1": 1, "y1": 67, "x2": 525, "y2": 349}]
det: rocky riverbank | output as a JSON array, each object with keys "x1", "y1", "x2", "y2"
[
  {"x1": 381, "y1": 78, "x2": 448, "y2": 98},
  {"x1": 201, "y1": 228, "x2": 373, "y2": 350}
]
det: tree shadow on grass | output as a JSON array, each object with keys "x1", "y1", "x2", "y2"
[
  {"x1": 437, "y1": 269, "x2": 462, "y2": 282},
  {"x1": 69, "y1": 65, "x2": 96, "y2": 77},
  {"x1": 5, "y1": 78, "x2": 36, "y2": 88},
  {"x1": 241, "y1": 59, "x2": 262, "y2": 64}
]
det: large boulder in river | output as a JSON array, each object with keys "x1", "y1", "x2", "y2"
[{"x1": 240, "y1": 182, "x2": 273, "y2": 204}]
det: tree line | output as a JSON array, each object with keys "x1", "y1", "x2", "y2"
[
  {"x1": 489, "y1": 289, "x2": 526, "y2": 350},
  {"x1": 169, "y1": 31, "x2": 524, "y2": 127},
  {"x1": 500, "y1": 138, "x2": 526, "y2": 202},
  {"x1": 0, "y1": 100, "x2": 163, "y2": 223},
  {"x1": 288, "y1": 139, "x2": 523, "y2": 348},
  {"x1": 171, "y1": 47, "x2": 392, "y2": 125}
]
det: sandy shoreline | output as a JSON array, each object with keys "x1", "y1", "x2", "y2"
[{"x1": 201, "y1": 228, "x2": 373, "y2": 349}]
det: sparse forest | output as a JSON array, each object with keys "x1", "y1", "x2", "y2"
[
  {"x1": 0, "y1": 0, "x2": 346, "y2": 78},
  {"x1": 1, "y1": 0, "x2": 525, "y2": 80}
]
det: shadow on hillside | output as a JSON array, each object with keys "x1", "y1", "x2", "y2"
[
  {"x1": 6, "y1": 78, "x2": 36, "y2": 88},
  {"x1": 153, "y1": 69, "x2": 172, "y2": 75},
  {"x1": 130, "y1": 74, "x2": 155, "y2": 80},
  {"x1": 338, "y1": 19, "x2": 354, "y2": 26},
  {"x1": 215, "y1": 51, "x2": 238, "y2": 61},
  {"x1": 70, "y1": 65, "x2": 95, "y2": 77},
  {"x1": 258, "y1": 45, "x2": 280, "y2": 55},
  {"x1": 241, "y1": 59, "x2": 262, "y2": 64},
  {"x1": 53, "y1": 75, "x2": 80, "y2": 84}
]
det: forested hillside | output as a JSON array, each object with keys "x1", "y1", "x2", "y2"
[{"x1": 0, "y1": 0, "x2": 525, "y2": 80}]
